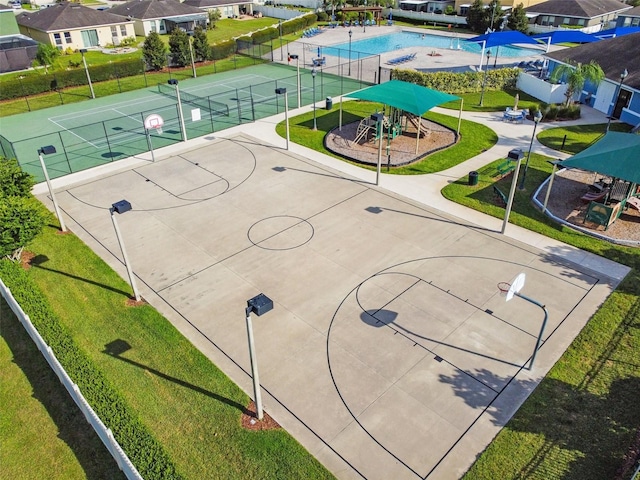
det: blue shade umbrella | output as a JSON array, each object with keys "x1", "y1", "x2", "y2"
[
  {"x1": 532, "y1": 31, "x2": 600, "y2": 52},
  {"x1": 466, "y1": 31, "x2": 542, "y2": 70},
  {"x1": 593, "y1": 26, "x2": 640, "y2": 39}
]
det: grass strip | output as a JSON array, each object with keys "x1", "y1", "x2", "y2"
[
  {"x1": 0, "y1": 297, "x2": 126, "y2": 480},
  {"x1": 4, "y1": 218, "x2": 335, "y2": 480}
]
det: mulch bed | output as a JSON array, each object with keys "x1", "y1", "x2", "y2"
[
  {"x1": 241, "y1": 401, "x2": 280, "y2": 431},
  {"x1": 325, "y1": 118, "x2": 456, "y2": 167}
]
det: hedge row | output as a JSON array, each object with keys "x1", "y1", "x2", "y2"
[
  {"x1": 0, "y1": 58, "x2": 145, "y2": 101},
  {"x1": 243, "y1": 12, "x2": 317, "y2": 44},
  {"x1": 0, "y1": 259, "x2": 182, "y2": 480},
  {"x1": 392, "y1": 67, "x2": 519, "y2": 94}
]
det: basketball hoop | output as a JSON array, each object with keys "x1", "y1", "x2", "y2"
[
  {"x1": 144, "y1": 113, "x2": 164, "y2": 135},
  {"x1": 497, "y1": 282, "x2": 511, "y2": 296}
]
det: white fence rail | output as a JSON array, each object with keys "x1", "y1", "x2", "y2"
[
  {"x1": 385, "y1": 9, "x2": 468, "y2": 26},
  {"x1": 0, "y1": 277, "x2": 143, "y2": 480}
]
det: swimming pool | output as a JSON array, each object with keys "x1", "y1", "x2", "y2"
[{"x1": 323, "y1": 31, "x2": 543, "y2": 59}]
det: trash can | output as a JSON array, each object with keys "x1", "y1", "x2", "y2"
[
  {"x1": 325, "y1": 96, "x2": 333, "y2": 110},
  {"x1": 468, "y1": 171, "x2": 479, "y2": 186}
]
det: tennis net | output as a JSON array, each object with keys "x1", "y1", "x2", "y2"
[{"x1": 158, "y1": 83, "x2": 229, "y2": 117}]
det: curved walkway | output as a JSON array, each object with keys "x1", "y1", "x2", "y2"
[{"x1": 215, "y1": 100, "x2": 629, "y2": 281}]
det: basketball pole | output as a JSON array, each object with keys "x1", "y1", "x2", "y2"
[{"x1": 508, "y1": 290, "x2": 548, "y2": 370}]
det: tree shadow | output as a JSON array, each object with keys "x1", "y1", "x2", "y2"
[
  {"x1": 103, "y1": 339, "x2": 246, "y2": 413},
  {"x1": 1, "y1": 300, "x2": 126, "y2": 479}
]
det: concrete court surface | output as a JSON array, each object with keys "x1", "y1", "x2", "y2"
[{"x1": 46, "y1": 133, "x2": 622, "y2": 480}]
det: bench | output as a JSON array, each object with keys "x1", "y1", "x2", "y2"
[
  {"x1": 496, "y1": 159, "x2": 515, "y2": 177},
  {"x1": 493, "y1": 185, "x2": 508, "y2": 207}
]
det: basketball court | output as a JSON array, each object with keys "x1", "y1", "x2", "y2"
[{"x1": 42, "y1": 133, "x2": 620, "y2": 479}]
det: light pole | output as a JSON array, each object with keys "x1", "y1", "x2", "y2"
[
  {"x1": 311, "y1": 67, "x2": 317, "y2": 131},
  {"x1": 289, "y1": 54, "x2": 300, "y2": 109},
  {"x1": 245, "y1": 293, "x2": 274, "y2": 421},
  {"x1": 110, "y1": 200, "x2": 141, "y2": 302},
  {"x1": 489, "y1": 1, "x2": 496, "y2": 32},
  {"x1": 519, "y1": 110, "x2": 543, "y2": 190},
  {"x1": 79, "y1": 49, "x2": 95, "y2": 99},
  {"x1": 348, "y1": 30, "x2": 353, "y2": 76},
  {"x1": 373, "y1": 113, "x2": 384, "y2": 185},
  {"x1": 275, "y1": 87, "x2": 289, "y2": 150},
  {"x1": 501, "y1": 148, "x2": 523, "y2": 234},
  {"x1": 363, "y1": 0, "x2": 367, "y2": 32},
  {"x1": 168, "y1": 79, "x2": 187, "y2": 141},
  {"x1": 37, "y1": 145, "x2": 67, "y2": 233},
  {"x1": 279, "y1": 20, "x2": 283, "y2": 61},
  {"x1": 479, "y1": 50, "x2": 491, "y2": 106},
  {"x1": 187, "y1": 32, "x2": 196, "y2": 78},
  {"x1": 606, "y1": 68, "x2": 628, "y2": 132}
]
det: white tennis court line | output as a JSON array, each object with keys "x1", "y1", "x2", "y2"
[
  {"x1": 112, "y1": 108, "x2": 144, "y2": 125},
  {"x1": 49, "y1": 94, "x2": 163, "y2": 123},
  {"x1": 48, "y1": 117, "x2": 99, "y2": 148}
]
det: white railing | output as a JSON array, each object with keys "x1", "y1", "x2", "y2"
[
  {"x1": 385, "y1": 9, "x2": 468, "y2": 26},
  {"x1": 0, "y1": 277, "x2": 143, "y2": 480}
]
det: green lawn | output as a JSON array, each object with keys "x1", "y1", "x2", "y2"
[
  {"x1": 440, "y1": 88, "x2": 541, "y2": 113},
  {"x1": 14, "y1": 226, "x2": 334, "y2": 480},
  {"x1": 276, "y1": 100, "x2": 498, "y2": 175},
  {"x1": 0, "y1": 298, "x2": 126, "y2": 480},
  {"x1": 537, "y1": 122, "x2": 632, "y2": 154}
]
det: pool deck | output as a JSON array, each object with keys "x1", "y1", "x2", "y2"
[{"x1": 278, "y1": 25, "x2": 561, "y2": 75}]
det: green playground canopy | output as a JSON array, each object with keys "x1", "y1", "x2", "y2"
[
  {"x1": 560, "y1": 132, "x2": 640, "y2": 184},
  {"x1": 345, "y1": 80, "x2": 460, "y2": 116}
]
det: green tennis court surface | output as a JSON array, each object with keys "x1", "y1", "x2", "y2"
[{"x1": 0, "y1": 64, "x2": 365, "y2": 182}]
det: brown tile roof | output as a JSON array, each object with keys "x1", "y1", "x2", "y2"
[
  {"x1": 109, "y1": 0, "x2": 206, "y2": 20},
  {"x1": 525, "y1": 0, "x2": 632, "y2": 19},
  {"x1": 545, "y1": 33, "x2": 640, "y2": 90},
  {"x1": 16, "y1": 2, "x2": 130, "y2": 31}
]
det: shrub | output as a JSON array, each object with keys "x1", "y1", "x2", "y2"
[{"x1": 392, "y1": 67, "x2": 519, "y2": 94}]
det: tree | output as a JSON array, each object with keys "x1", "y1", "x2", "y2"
[
  {"x1": 507, "y1": 3, "x2": 529, "y2": 33},
  {"x1": 550, "y1": 60, "x2": 605, "y2": 107},
  {"x1": 485, "y1": 0, "x2": 504, "y2": 32},
  {"x1": 192, "y1": 26, "x2": 211, "y2": 61},
  {"x1": 35, "y1": 43, "x2": 60, "y2": 74},
  {"x1": 169, "y1": 28, "x2": 190, "y2": 67},
  {"x1": 142, "y1": 31, "x2": 167, "y2": 71},
  {"x1": 0, "y1": 157, "x2": 34, "y2": 198},
  {"x1": 0, "y1": 157, "x2": 45, "y2": 261},
  {"x1": 207, "y1": 9, "x2": 221, "y2": 30},
  {"x1": 466, "y1": 0, "x2": 487, "y2": 33}
]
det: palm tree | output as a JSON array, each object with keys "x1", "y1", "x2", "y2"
[{"x1": 550, "y1": 60, "x2": 605, "y2": 107}]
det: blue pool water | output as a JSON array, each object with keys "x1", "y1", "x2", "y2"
[{"x1": 323, "y1": 31, "x2": 542, "y2": 59}]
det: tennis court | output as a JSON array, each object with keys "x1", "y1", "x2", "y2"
[
  {"x1": 44, "y1": 133, "x2": 619, "y2": 480},
  {"x1": 2, "y1": 64, "x2": 365, "y2": 182}
]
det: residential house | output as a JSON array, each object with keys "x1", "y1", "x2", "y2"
[
  {"x1": 616, "y1": 5, "x2": 640, "y2": 28},
  {"x1": 398, "y1": 0, "x2": 454, "y2": 15},
  {"x1": 16, "y1": 2, "x2": 135, "y2": 50},
  {"x1": 182, "y1": 0, "x2": 254, "y2": 19},
  {"x1": 545, "y1": 33, "x2": 640, "y2": 128},
  {"x1": 456, "y1": 0, "x2": 546, "y2": 17},
  {"x1": 109, "y1": 0, "x2": 207, "y2": 36},
  {"x1": 0, "y1": 5, "x2": 38, "y2": 72},
  {"x1": 524, "y1": 0, "x2": 632, "y2": 32}
]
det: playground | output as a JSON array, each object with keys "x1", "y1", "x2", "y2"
[{"x1": 325, "y1": 107, "x2": 456, "y2": 166}]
